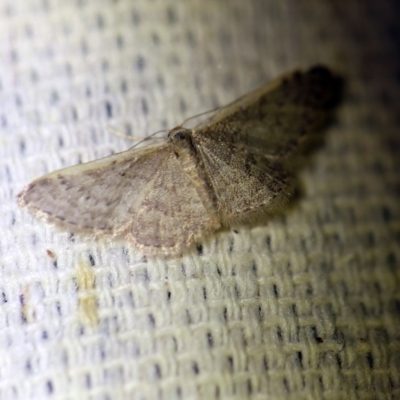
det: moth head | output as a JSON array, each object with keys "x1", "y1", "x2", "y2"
[{"x1": 168, "y1": 127, "x2": 194, "y2": 151}]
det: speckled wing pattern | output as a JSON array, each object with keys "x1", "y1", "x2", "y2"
[
  {"x1": 18, "y1": 66, "x2": 341, "y2": 254},
  {"x1": 192, "y1": 66, "x2": 342, "y2": 221},
  {"x1": 18, "y1": 144, "x2": 220, "y2": 253}
]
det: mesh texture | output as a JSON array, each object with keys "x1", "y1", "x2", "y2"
[{"x1": 1, "y1": 0, "x2": 399, "y2": 399}]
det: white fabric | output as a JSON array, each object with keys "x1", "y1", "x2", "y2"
[{"x1": 1, "y1": 0, "x2": 399, "y2": 399}]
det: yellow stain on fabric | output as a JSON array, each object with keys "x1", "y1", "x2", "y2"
[{"x1": 75, "y1": 257, "x2": 98, "y2": 327}]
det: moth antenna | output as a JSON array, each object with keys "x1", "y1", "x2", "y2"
[
  {"x1": 107, "y1": 126, "x2": 142, "y2": 141},
  {"x1": 129, "y1": 129, "x2": 169, "y2": 149},
  {"x1": 181, "y1": 105, "x2": 224, "y2": 126},
  {"x1": 181, "y1": 83, "x2": 272, "y2": 127},
  {"x1": 108, "y1": 126, "x2": 168, "y2": 148}
]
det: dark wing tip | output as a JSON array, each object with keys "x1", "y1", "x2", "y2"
[
  {"x1": 306, "y1": 65, "x2": 345, "y2": 109},
  {"x1": 307, "y1": 65, "x2": 332, "y2": 77}
]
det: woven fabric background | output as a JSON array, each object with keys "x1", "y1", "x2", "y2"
[{"x1": 1, "y1": 0, "x2": 399, "y2": 399}]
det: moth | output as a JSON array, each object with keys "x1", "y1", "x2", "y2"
[{"x1": 18, "y1": 66, "x2": 342, "y2": 254}]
